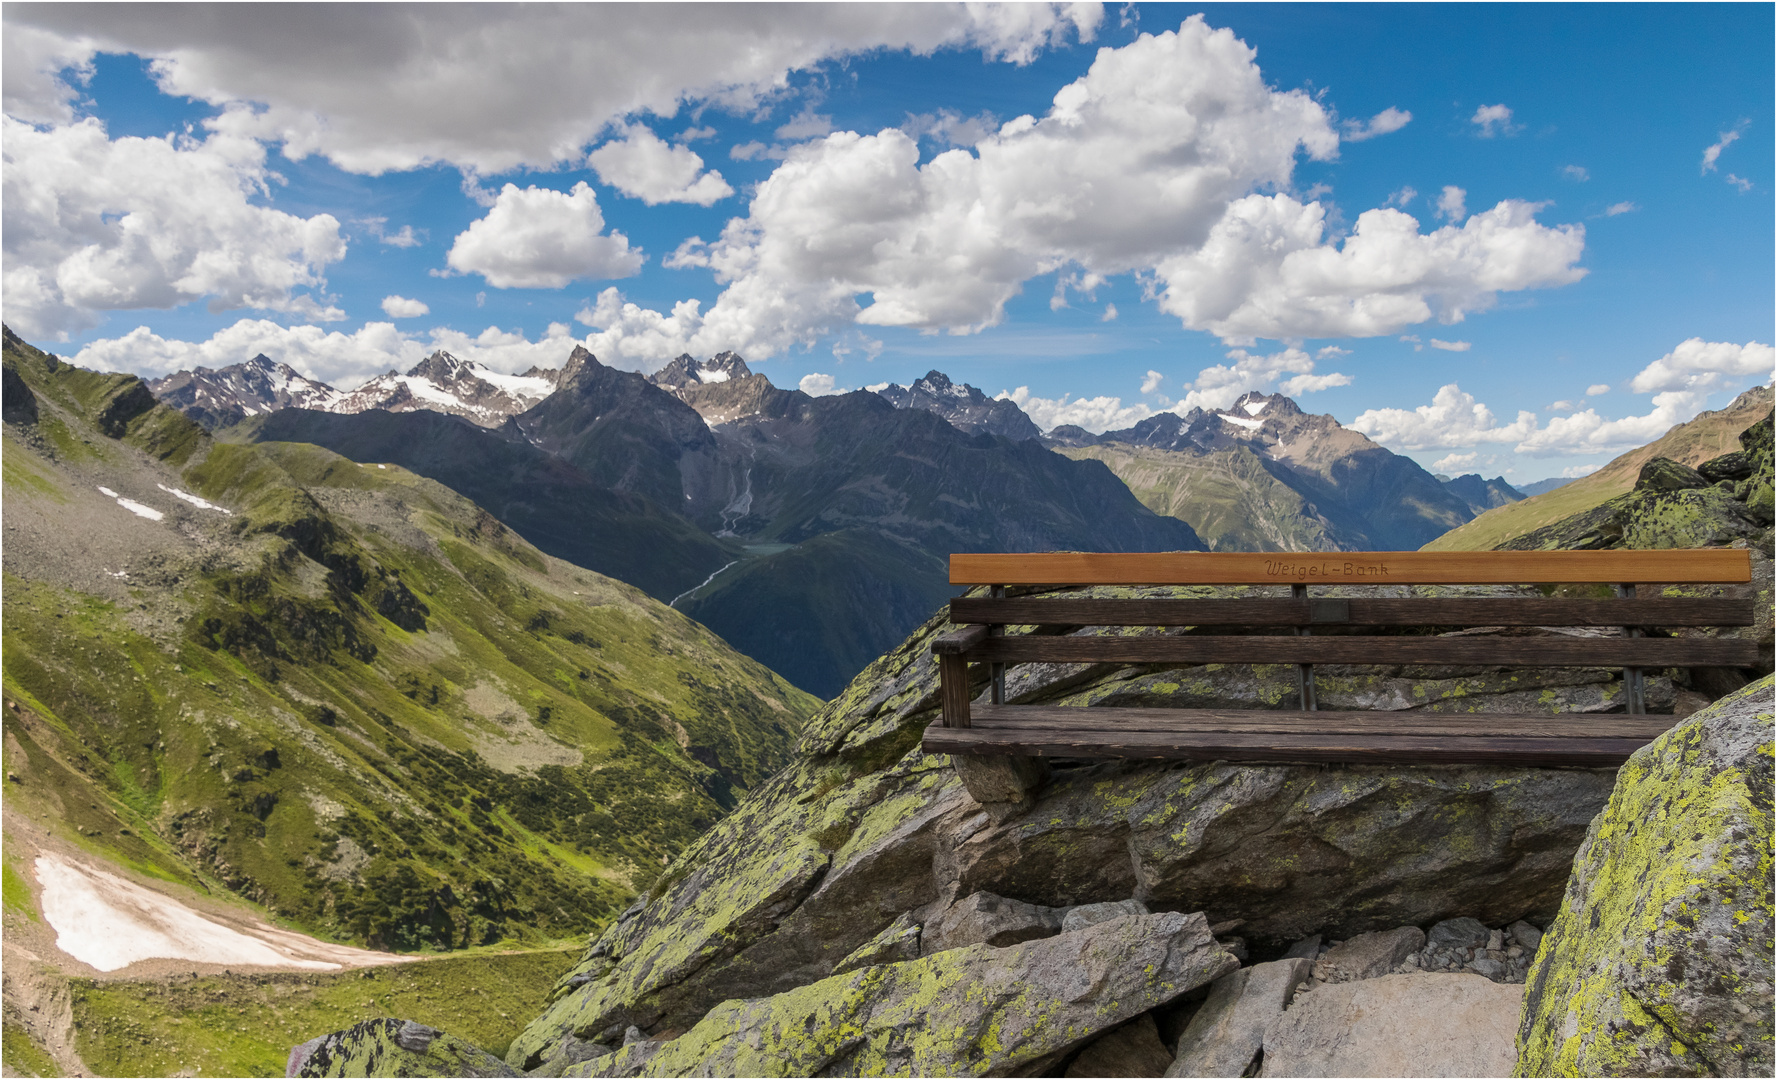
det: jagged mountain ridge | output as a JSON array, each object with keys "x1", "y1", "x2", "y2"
[
  {"x1": 1, "y1": 326, "x2": 819, "y2": 957},
  {"x1": 1056, "y1": 390, "x2": 1482, "y2": 551},
  {"x1": 1439, "y1": 473, "x2": 1526, "y2": 516},
  {"x1": 512, "y1": 349, "x2": 1204, "y2": 695},
  {"x1": 151, "y1": 350, "x2": 561, "y2": 430},
  {"x1": 875, "y1": 370, "x2": 1043, "y2": 441},
  {"x1": 148, "y1": 353, "x2": 345, "y2": 429}
]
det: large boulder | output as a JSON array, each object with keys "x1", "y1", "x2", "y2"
[
  {"x1": 1516, "y1": 675, "x2": 1775, "y2": 1077},
  {"x1": 508, "y1": 582, "x2": 1704, "y2": 1071},
  {"x1": 575, "y1": 911, "x2": 1234, "y2": 1077},
  {"x1": 1262, "y1": 972, "x2": 1522, "y2": 1077}
]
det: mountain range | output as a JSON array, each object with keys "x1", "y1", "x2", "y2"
[{"x1": 1054, "y1": 391, "x2": 1521, "y2": 551}]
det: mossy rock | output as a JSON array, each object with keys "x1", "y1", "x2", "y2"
[
  {"x1": 292, "y1": 1018, "x2": 517, "y2": 1077},
  {"x1": 1515, "y1": 675, "x2": 1775, "y2": 1076}
]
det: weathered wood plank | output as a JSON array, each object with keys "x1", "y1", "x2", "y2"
[
  {"x1": 966, "y1": 633, "x2": 1759, "y2": 667},
  {"x1": 948, "y1": 597, "x2": 1756, "y2": 629},
  {"x1": 967, "y1": 704, "x2": 1677, "y2": 740},
  {"x1": 949, "y1": 550, "x2": 1753, "y2": 586},
  {"x1": 932, "y1": 624, "x2": 990, "y2": 655},
  {"x1": 938, "y1": 653, "x2": 972, "y2": 728},
  {"x1": 922, "y1": 722, "x2": 1652, "y2": 767}
]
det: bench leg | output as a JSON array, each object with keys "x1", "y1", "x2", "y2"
[{"x1": 939, "y1": 653, "x2": 972, "y2": 728}]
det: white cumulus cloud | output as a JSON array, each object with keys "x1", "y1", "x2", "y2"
[
  {"x1": 68, "y1": 317, "x2": 592, "y2": 388},
  {"x1": 1702, "y1": 124, "x2": 1744, "y2": 174},
  {"x1": 1561, "y1": 165, "x2": 1589, "y2": 182},
  {"x1": 3, "y1": 4, "x2": 1100, "y2": 175},
  {"x1": 996, "y1": 386, "x2": 1155, "y2": 433},
  {"x1": 798, "y1": 372, "x2": 844, "y2": 396},
  {"x1": 1432, "y1": 452, "x2": 1478, "y2": 472},
  {"x1": 1349, "y1": 384, "x2": 1538, "y2": 450},
  {"x1": 587, "y1": 125, "x2": 733, "y2": 206},
  {"x1": 1471, "y1": 104, "x2": 1517, "y2": 138},
  {"x1": 1179, "y1": 346, "x2": 1351, "y2": 411},
  {"x1": 1428, "y1": 338, "x2": 1471, "y2": 352},
  {"x1": 1628, "y1": 338, "x2": 1775, "y2": 394},
  {"x1": 1586, "y1": 383, "x2": 1611, "y2": 396},
  {"x1": 1435, "y1": 185, "x2": 1467, "y2": 222},
  {"x1": 1140, "y1": 369, "x2": 1166, "y2": 394},
  {"x1": 380, "y1": 295, "x2": 429, "y2": 318},
  {"x1": 445, "y1": 182, "x2": 643, "y2": 289},
  {"x1": 1341, "y1": 106, "x2": 1411, "y2": 142},
  {"x1": 2, "y1": 117, "x2": 345, "y2": 339}
]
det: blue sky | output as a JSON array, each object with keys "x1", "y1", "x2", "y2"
[{"x1": 3, "y1": 3, "x2": 1771, "y2": 482}]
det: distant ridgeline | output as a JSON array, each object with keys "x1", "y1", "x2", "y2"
[{"x1": 2, "y1": 326, "x2": 819, "y2": 952}]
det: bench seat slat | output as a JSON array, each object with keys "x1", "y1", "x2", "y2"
[
  {"x1": 964, "y1": 634, "x2": 1758, "y2": 667},
  {"x1": 965, "y1": 704, "x2": 1677, "y2": 739},
  {"x1": 923, "y1": 718, "x2": 1657, "y2": 767},
  {"x1": 950, "y1": 597, "x2": 1755, "y2": 629}
]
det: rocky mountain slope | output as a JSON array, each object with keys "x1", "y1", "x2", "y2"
[
  {"x1": 509, "y1": 351, "x2": 1203, "y2": 696},
  {"x1": 221, "y1": 407, "x2": 738, "y2": 605},
  {"x1": 1437, "y1": 472, "x2": 1525, "y2": 515},
  {"x1": 1058, "y1": 391, "x2": 1479, "y2": 551},
  {"x1": 1426, "y1": 384, "x2": 1775, "y2": 552},
  {"x1": 151, "y1": 351, "x2": 560, "y2": 431},
  {"x1": 1, "y1": 327, "x2": 818, "y2": 962},
  {"x1": 874, "y1": 370, "x2": 1042, "y2": 441},
  {"x1": 148, "y1": 354, "x2": 345, "y2": 430}
]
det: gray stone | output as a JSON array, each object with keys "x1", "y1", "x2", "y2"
[
  {"x1": 953, "y1": 752, "x2": 1049, "y2": 821},
  {"x1": 922, "y1": 890, "x2": 1065, "y2": 955},
  {"x1": 1065, "y1": 1014, "x2": 1174, "y2": 1078},
  {"x1": 833, "y1": 911, "x2": 922, "y2": 975},
  {"x1": 1506, "y1": 919, "x2": 1542, "y2": 953},
  {"x1": 1313, "y1": 926, "x2": 1425, "y2": 983},
  {"x1": 577, "y1": 911, "x2": 1237, "y2": 1077},
  {"x1": 1425, "y1": 917, "x2": 1489, "y2": 952},
  {"x1": 1062, "y1": 899, "x2": 1150, "y2": 934},
  {"x1": 1467, "y1": 958, "x2": 1505, "y2": 981},
  {"x1": 1282, "y1": 934, "x2": 1321, "y2": 960},
  {"x1": 1518, "y1": 675, "x2": 1775, "y2": 1077},
  {"x1": 524, "y1": 1035, "x2": 614, "y2": 1079},
  {"x1": 1167, "y1": 958, "x2": 1313, "y2": 1078},
  {"x1": 508, "y1": 594, "x2": 1632, "y2": 1069},
  {"x1": 1259, "y1": 973, "x2": 1522, "y2": 1078},
  {"x1": 290, "y1": 1018, "x2": 518, "y2": 1078}
]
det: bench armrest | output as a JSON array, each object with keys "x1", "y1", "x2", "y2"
[{"x1": 932, "y1": 624, "x2": 990, "y2": 655}]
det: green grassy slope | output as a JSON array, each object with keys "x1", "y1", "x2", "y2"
[
  {"x1": 1424, "y1": 386, "x2": 1774, "y2": 552},
  {"x1": 2, "y1": 330, "x2": 819, "y2": 953}
]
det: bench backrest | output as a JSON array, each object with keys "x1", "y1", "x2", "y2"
[{"x1": 950, "y1": 549, "x2": 1753, "y2": 586}]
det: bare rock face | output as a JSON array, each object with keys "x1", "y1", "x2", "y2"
[
  {"x1": 578, "y1": 912, "x2": 1235, "y2": 1078},
  {"x1": 1066, "y1": 1013, "x2": 1175, "y2": 1078},
  {"x1": 1168, "y1": 958, "x2": 1313, "y2": 1077},
  {"x1": 288, "y1": 1019, "x2": 516, "y2": 1077},
  {"x1": 1260, "y1": 973, "x2": 1522, "y2": 1077},
  {"x1": 1314, "y1": 926, "x2": 1426, "y2": 983},
  {"x1": 506, "y1": 586, "x2": 1676, "y2": 1072},
  {"x1": 922, "y1": 890, "x2": 1065, "y2": 954},
  {"x1": 1516, "y1": 675, "x2": 1775, "y2": 1077}
]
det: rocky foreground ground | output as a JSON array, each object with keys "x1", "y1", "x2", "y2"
[{"x1": 286, "y1": 572, "x2": 1773, "y2": 1077}]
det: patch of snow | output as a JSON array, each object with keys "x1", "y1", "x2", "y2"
[
  {"x1": 398, "y1": 375, "x2": 467, "y2": 408},
  {"x1": 116, "y1": 499, "x2": 165, "y2": 521},
  {"x1": 1242, "y1": 400, "x2": 1269, "y2": 416},
  {"x1": 377, "y1": 464, "x2": 387, "y2": 469},
  {"x1": 96, "y1": 486, "x2": 119, "y2": 498},
  {"x1": 477, "y1": 369, "x2": 555, "y2": 398},
  {"x1": 157, "y1": 484, "x2": 233, "y2": 515},
  {"x1": 1221, "y1": 414, "x2": 1263, "y2": 431},
  {"x1": 694, "y1": 366, "x2": 732, "y2": 384},
  {"x1": 33, "y1": 853, "x2": 404, "y2": 972}
]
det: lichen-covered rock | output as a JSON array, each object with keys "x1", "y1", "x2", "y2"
[
  {"x1": 509, "y1": 582, "x2": 1703, "y2": 1071},
  {"x1": 1515, "y1": 675, "x2": 1775, "y2": 1077},
  {"x1": 288, "y1": 1018, "x2": 517, "y2": 1077},
  {"x1": 573, "y1": 911, "x2": 1234, "y2": 1077},
  {"x1": 922, "y1": 890, "x2": 1064, "y2": 954}
]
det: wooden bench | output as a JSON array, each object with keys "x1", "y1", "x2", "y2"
[{"x1": 923, "y1": 550, "x2": 1757, "y2": 767}]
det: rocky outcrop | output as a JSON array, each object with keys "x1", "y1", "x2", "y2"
[
  {"x1": 875, "y1": 370, "x2": 1044, "y2": 442},
  {"x1": 289, "y1": 1019, "x2": 517, "y2": 1077},
  {"x1": 506, "y1": 581, "x2": 1658, "y2": 1072},
  {"x1": 1262, "y1": 973, "x2": 1522, "y2": 1077},
  {"x1": 1168, "y1": 958, "x2": 1312, "y2": 1076},
  {"x1": 1516, "y1": 675, "x2": 1774, "y2": 1077},
  {"x1": 577, "y1": 912, "x2": 1234, "y2": 1077}
]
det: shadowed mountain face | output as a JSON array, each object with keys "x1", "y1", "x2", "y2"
[
  {"x1": 875, "y1": 370, "x2": 1043, "y2": 441},
  {"x1": 1056, "y1": 391, "x2": 1479, "y2": 552},
  {"x1": 224, "y1": 407, "x2": 737, "y2": 605},
  {"x1": 524, "y1": 355, "x2": 1204, "y2": 695},
  {"x1": 1440, "y1": 473, "x2": 1526, "y2": 516}
]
